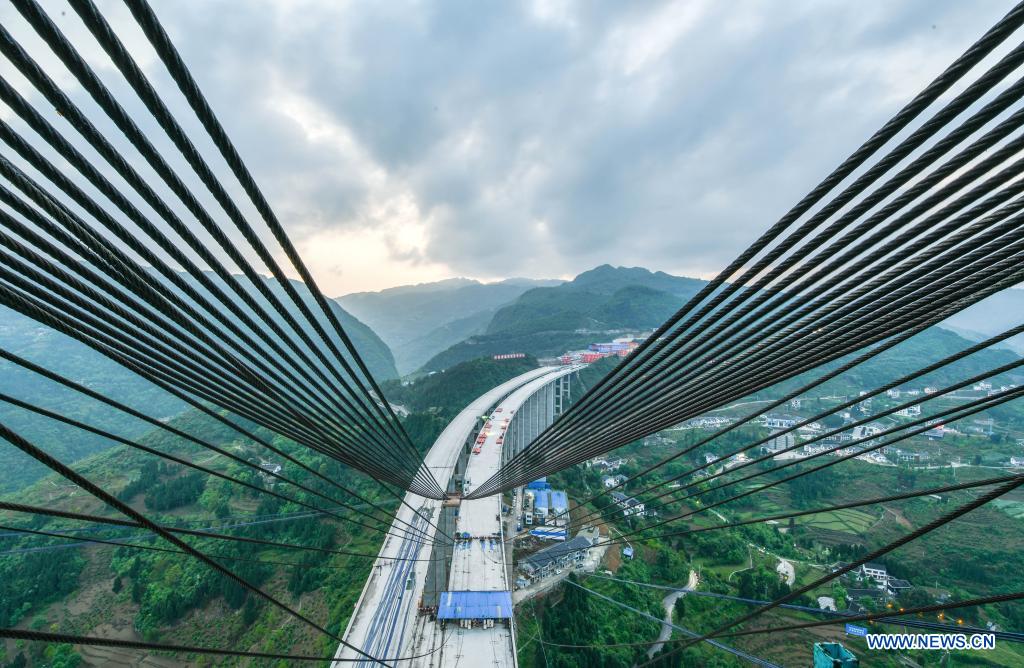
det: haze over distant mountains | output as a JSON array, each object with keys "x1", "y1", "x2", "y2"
[
  {"x1": 337, "y1": 277, "x2": 562, "y2": 374},
  {"x1": 937, "y1": 288, "x2": 1024, "y2": 354},
  {"x1": 339, "y1": 265, "x2": 709, "y2": 373},
  {"x1": 341, "y1": 266, "x2": 1024, "y2": 377}
]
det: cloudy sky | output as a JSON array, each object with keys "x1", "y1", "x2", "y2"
[{"x1": 3, "y1": 0, "x2": 1018, "y2": 294}]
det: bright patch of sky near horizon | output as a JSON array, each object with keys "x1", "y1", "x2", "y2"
[{"x1": 0, "y1": 0, "x2": 1016, "y2": 294}]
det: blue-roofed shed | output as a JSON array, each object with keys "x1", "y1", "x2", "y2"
[
  {"x1": 549, "y1": 490, "x2": 568, "y2": 515},
  {"x1": 437, "y1": 591, "x2": 513, "y2": 620},
  {"x1": 533, "y1": 490, "x2": 550, "y2": 517}
]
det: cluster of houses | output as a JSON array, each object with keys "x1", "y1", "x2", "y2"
[
  {"x1": 603, "y1": 474, "x2": 628, "y2": 488},
  {"x1": 586, "y1": 456, "x2": 628, "y2": 473},
  {"x1": 610, "y1": 491, "x2": 648, "y2": 517},
  {"x1": 831, "y1": 561, "x2": 914, "y2": 610},
  {"x1": 882, "y1": 445, "x2": 932, "y2": 464},
  {"x1": 522, "y1": 480, "x2": 570, "y2": 539},
  {"x1": 258, "y1": 459, "x2": 282, "y2": 483},
  {"x1": 677, "y1": 415, "x2": 733, "y2": 430},
  {"x1": 515, "y1": 533, "x2": 596, "y2": 587}
]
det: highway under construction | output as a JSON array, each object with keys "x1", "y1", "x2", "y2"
[{"x1": 335, "y1": 365, "x2": 577, "y2": 667}]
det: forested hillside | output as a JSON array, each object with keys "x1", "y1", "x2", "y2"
[
  {"x1": 0, "y1": 352, "x2": 543, "y2": 666},
  {"x1": 423, "y1": 265, "x2": 707, "y2": 371},
  {"x1": 759, "y1": 326, "x2": 1022, "y2": 400},
  {"x1": 0, "y1": 306, "x2": 187, "y2": 494}
]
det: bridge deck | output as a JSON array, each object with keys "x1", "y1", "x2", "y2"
[
  {"x1": 440, "y1": 371, "x2": 570, "y2": 667},
  {"x1": 333, "y1": 366, "x2": 567, "y2": 667}
]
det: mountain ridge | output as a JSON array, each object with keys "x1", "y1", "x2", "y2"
[
  {"x1": 423, "y1": 265, "x2": 707, "y2": 371},
  {"x1": 337, "y1": 276, "x2": 563, "y2": 373}
]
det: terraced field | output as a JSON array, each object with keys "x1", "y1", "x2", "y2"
[
  {"x1": 992, "y1": 499, "x2": 1024, "y2": 519},
  {"x1": 794, "y1": 508, "x2": 877, "y2": 533}
]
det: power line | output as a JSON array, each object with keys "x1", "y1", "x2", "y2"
[
  {"x1": 0, "y1": 394, "x2": 437, "y2": 547},
  {"x1": 0, "y1": 501, "x2": 454, "y2": 562},
  {"x1": 581, "y1": 574, "x2": 1024, "y2": 643},
  {"x1": 563, "y1": 579, "x2": 780, "y2": 667}
]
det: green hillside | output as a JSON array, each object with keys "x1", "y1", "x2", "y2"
[
  {"x1": 0, "y1": 409, "x2": 393, "y2": 666},
  {"x1": 0, "y1": 306, "x2": 187, "y2": 494},
  {"x1": 423, "y1": 265, "x2": 707, "y2": 371}
]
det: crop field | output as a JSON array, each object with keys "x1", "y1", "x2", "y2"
[
  {"x1": 992, "y1": 499, "x2": 1024, "y2": 519},
  {"x1": 794, "y1": 508, "x2": 877, "y2": 534}
]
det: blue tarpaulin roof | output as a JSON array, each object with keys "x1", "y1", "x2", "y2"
[
  {"x1": 437, "y1": 591, "x2": 513, "y2": 619},
  {"x1": 549, "y1": 490, "x2": 568, "y2": 512},
  {"x1": 530, "y1": 527, "x2": 567, "y2": 541}
]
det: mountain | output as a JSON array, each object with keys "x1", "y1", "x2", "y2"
[
  {"x1": 422, "y1": 265, "x2": 708, "y2": 371},
  {"x1": 337, "y1": 277, "x2": 562, "y2": 374},
  {"x1": 938, "y1": 287, "x2": 1024, "y2": 354},
  {"x1": 0, "y1": 276, "x2": 397, "y2": 494}
]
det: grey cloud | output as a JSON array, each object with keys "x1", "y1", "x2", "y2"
[{"x1": 83, "y1": 0, "x2": 1022, "y2": 283}]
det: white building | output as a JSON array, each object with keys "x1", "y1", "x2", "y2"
[
  {"x1": 861, "y1": 562, "x2": 888, "y2": 584},
  {"x1": 611, "y1": 492, "x2": 646, "y2": 517},
  {"x1": 603, "y1": 474, "x2": 627, "y2": 488},
  {"x1": 763, "y1": 414, "x2": 798, "y2": 429}
]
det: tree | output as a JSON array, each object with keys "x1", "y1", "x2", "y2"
[
  {"x1": 899, "y1": 588, "x2": 934, "y2": 609},
  {"x1": 674, "y1": 594, "x2": 687, "y2": 619},
  {"x1": 832, "y1": 583, "x2": 848, "y2": 610}
]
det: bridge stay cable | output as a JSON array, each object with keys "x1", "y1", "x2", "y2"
[{"x1": 0, "y1": 1, "x2": 442, "y2": 497}]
